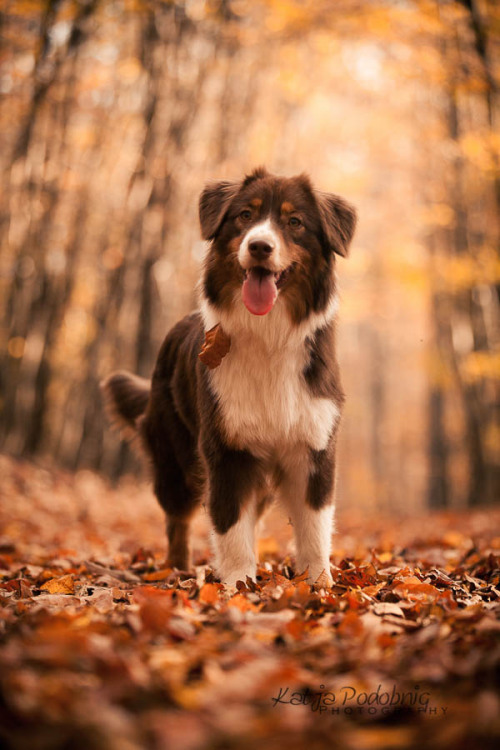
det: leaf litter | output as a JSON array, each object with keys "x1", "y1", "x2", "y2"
[{"x1": 0, "y1": 455, "x2": 499, "y2": 749}]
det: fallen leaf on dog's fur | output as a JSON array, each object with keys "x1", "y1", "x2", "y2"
[{"x1": 198, "y1": 324, "x2": 231, "y2": 369}]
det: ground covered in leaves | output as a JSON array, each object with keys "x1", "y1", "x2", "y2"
[{"x1": 0, "y1": 455, "x2": 499, "y2": 750}]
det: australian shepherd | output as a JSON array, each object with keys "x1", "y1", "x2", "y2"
[{"x1": 102, "y1": 167, "x2": 356, "y2": 588}]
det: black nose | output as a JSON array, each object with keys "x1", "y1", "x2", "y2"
[{"x1": 249, "y1": 240, "x2": 273, "y2": 258}]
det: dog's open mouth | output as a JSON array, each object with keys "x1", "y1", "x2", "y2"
[{"x1": 242, "y1": 266, "x2": 292, "y2": 316}]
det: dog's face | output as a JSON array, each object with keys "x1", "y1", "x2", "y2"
[{"x1": 200, "y1": 168, "x2": 356, "y2": 324}]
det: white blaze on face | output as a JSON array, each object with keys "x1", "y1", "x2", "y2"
[
  {"x1": 238, "y1": 218, "x2": 283, "y2": 271},
  {"x1": 238, "y1": 218, "x2": 285, "y2": 316}
]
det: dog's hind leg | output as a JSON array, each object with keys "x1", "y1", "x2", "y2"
[
  {"x1": 141, "y1": 404, "x2": 202, "y2": 572},
  {"x1": 152, "y1": 460, "x2": 202, "y2": 571},
  {"x1": 166, "y1": 516, "x2": 190, "y2": 572}
]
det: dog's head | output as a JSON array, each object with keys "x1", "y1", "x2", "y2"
[{"x1": 199, "y1": 167, "x2": 356, "y2": 324}]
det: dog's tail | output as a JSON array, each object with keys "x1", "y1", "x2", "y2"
[{"x1": 100, "y1": 371, "x2": 150, "y2": 434}]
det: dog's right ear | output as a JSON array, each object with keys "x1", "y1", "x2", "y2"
[{"x1": 199, "y1": 181, "x2": 240, "y2": 240}]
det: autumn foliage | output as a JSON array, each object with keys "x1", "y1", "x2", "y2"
[
  {"x1": 1, "y1": 456, "x2": 499, "y2": 749},
  {"x1": 0, "y1": 2, "x2": 499, "y2": 747},
  {"x1": 1, "y1": 0, "x2": 498, "y2": 511}
]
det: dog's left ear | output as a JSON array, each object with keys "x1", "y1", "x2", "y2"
[
  {"x1": 316, "y1": 192, "x2": 357, "y2": 257},
  {"x1": 199, "y1": 180, "x2": 240, "y2": 240}
]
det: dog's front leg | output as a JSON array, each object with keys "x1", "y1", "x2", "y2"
[
  {"x1": 213, "y1": 499, "x2": 258, "y2": 589},
  {"x1": 281, "y1": 447, "x2": 336, "y2": 586},
  {"x1": 205, "y1": 447, "x2": 262, "y2": 588},
  {"x1": 291, "y1": 502, "x2": 335, "y2": 586}
]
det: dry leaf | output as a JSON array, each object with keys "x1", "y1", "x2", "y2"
[
  {"x1": 198, "y1": 582, "x2": 220, "y2": 605},
  {"x1": 1, "y1": 454, "x2": 499, "y2": 750},
  {"x1": 40, "y1": 575, "x2": 75, "y2": 595},
  {"x1": 142, "y1": 568, "x2": 173, "y2": 582},
  {"x1": 198, "y1": 325, "x2": 231, "y2": 369}
]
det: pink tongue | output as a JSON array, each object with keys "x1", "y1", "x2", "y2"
[{"x1": 242, "y1": 269, "x2": 278, "y2": 316}]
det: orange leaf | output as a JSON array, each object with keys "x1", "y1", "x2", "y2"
[
  {"x1": 292, "y1": 580, "x2": 313, "y2": 605},
  {"x1": 134, "y1": 587, "x2": 173, "y2": 633},
  {"x1": 228, "y1": 593, "x2": 259, "y2": 612},
  {"x1": 377, "y1": 632, "x2": 396, "y2": 649},
  {"x1": 393, "y1": 578, "x2": 441, "y2": 602},
  {"x1": 292, "y1": 569, "x2": 310, "y2": 583},
  {"x1": 338, "y1": 610, "x2": 364, "y2": 637},
  {"x1": 396, "y1": 575, "x2": 421, "y2": 586},
  {"x1": 285, "y1": 618, "x2": 306, "y2": 639},
  {"x1": 198, "y1": 582, "x2": 220, "y2": 605},
  {"x1": 142, "y1": 568, "x2": 173, "y2": 582},
  {"x1": 363, "y1": 583, "x2": 385, "y2": 597},
  {"x1": 40, "y1": 574, "x2": 75, "y2": 595},
  {"x1": 377, "y1": 552, "x2": 393, "y2": 564},
  {"x1": 343, "y1": 589, "x2": 363, "y2": 610},
  {"x1": 133, "y1": 585, "x2": 172, "y2": 602}
]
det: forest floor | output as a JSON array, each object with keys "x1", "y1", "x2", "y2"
[{"x1": 0, "y1": 454, "x2": 499, "y2": 750}]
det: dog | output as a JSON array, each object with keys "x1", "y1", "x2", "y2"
[{"x1": 102, "y1": 167, "x2": 356, "y2": 588}]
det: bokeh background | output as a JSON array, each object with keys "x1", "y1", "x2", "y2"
[{"x1": 1, "y1": 0, "x2": 498, "y2": 513}]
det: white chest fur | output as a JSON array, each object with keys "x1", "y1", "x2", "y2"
[{"x1": 201, "y1": 297, "x2": 340, "y2": 454}]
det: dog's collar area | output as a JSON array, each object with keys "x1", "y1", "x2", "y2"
[{"x1": 198, "y1": 324, "x2": 231, "y2": 369}]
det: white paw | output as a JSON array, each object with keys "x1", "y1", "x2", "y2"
[
  {"x1": 222, "y1": 568, "x2": 256, "y2": 590},
  {"x1": 313, "y1": 569, "x2": 333, "y2": 588},
  {"x1": 298, "y1": 562, "x2": 333, "y2": 587}
]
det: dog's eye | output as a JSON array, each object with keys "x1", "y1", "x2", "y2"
[
  {"x1": 239, "y1": 209, "x2": 252, "y2": 222},
  {"x1": 289, "y1": 216, "x2": 302, "y2": 228}
]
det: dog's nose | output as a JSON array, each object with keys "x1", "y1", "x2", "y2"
[{"x1": 249, "y1": 240, "x2": 273, "y2": 258}]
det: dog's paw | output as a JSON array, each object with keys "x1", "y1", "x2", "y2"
[
  {"x1": 313, "y1": 569, "x2": 333, "y2": 589},
  {"x1": 221, "y1": 570, "x2": 256, "y2": 593},
  {"x1": 221, "y1": 583, "x2": 239, "y2": 598},
  {"x1": 296, "y1": 561, "x2": 333, "y2": 588}
]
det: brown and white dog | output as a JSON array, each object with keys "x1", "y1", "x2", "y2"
[{"x1": 102, "y1": 167, "x2": 356, "y2": 588}]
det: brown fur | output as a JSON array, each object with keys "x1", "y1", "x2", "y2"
[{"x1": 102, "y1": 168, "x2": 357, "y2": 576}]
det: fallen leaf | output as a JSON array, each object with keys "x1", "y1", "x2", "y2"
[
  {"x1": 373, "y1": 602, "x2": 405, "y2": 617},
  {"x1": 40, "y1": 575, "x2": 75, "y2": 595},
  {"x1": 338, "y1": 610, "x2": 364, "y2": 637},
  {"x1": 285, "y1": 617, "x2": 306, "y2": 639},
  {"x1": 228, "y1": 593, "x2": 260, "y2": 612},
  {"x1": 142, "y1": 568, "x2": 174, "y2": 582},
  {"x1": 198, "y1": 582, "x2": 221, "y2": 605}
]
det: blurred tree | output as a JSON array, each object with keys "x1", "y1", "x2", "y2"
[
  {"x1": 0, "y1": 0, "x2": 497, "y2": 510},
  {"x1": 426, "y1": 0, "x2": 499, "y2": 507}
]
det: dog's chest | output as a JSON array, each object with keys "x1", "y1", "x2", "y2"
[{"x1": 208, "y1": 334, "x2": 339, "y2": 453}]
